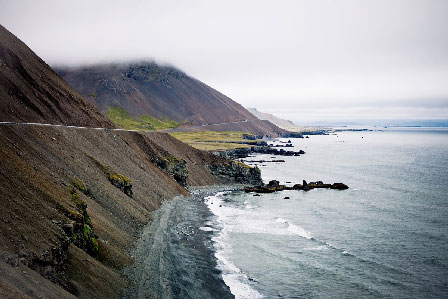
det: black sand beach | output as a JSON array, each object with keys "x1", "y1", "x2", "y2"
[{"x1": 122, "y1": 187, "x2": 241, "y2": 299}]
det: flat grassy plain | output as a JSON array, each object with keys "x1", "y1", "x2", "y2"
[
  {"x1": 169, "y1": 131, "x2": 261, "y2": 151},
  {"x1": 106, "y1": 107, "x2": 261, "y2": 151}
]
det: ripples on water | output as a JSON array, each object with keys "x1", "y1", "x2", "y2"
[{"x1": 205, "y1": 128, "x2": 448, "y2": 298}]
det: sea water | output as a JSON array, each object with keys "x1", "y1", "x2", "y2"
[{"x1": 205, "y1": 128, "x2": 448, "y2": 298}]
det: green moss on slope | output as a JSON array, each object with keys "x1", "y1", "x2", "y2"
[{"x1": 106, "y1": 106, "x2": 179, "y2": 131}]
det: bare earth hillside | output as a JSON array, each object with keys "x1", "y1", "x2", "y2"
[
  {"x1": 0, "y1": 25, "x2": 259, "y2": 298},
  {"x1": 56, "y1": 63, "x2": 286, "y2": 136},
  {"x1": 0, "y1": 26, "x2": 113, "y2": 127}
]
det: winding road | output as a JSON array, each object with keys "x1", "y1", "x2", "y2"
[{"x1": 0, "y1": 119, "x2": 250, "y2": 133}]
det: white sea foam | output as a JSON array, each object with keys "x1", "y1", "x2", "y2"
[
  {"x1": 205, "y1": 192, "x2": 320, "y2": 297},
  {"x1": 275, "y1": 217, "x2": 287, "y2": 223},
  {"x1": 205, "y1": 193, "x2": 316, "y2": 298},
  {"x1": 276, "y1": 217, "x2": 312, "y2": 239},
  {"x1": 245, "y1": 204, "x2": 257, "y2": 209},
  {"x1": 214, "y1": 240, "x2": 263, "y2": 298},
  {"x1": 287, "y1": 223, "x2": 312, "y2": 239},
  {"x1": 205, "y1": 194, "x2": 264, "y2": 298},
  {"x1": 222, "y1": 273, "x2": 264, "y2": 299},
  {"x1": 342, "y1": 250, "x2": 353, "y2": 256},
  {"x1": 304, "y1": 245, "x2": 328, "y2": 251}
]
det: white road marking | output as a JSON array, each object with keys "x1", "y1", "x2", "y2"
[{"x1": 0, "y1": 119, "x2": 251, "y2": 132}]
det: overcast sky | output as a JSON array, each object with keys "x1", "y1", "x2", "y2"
[{"x1": 1, "y1": 0, "x2": 448, "y2": 122}]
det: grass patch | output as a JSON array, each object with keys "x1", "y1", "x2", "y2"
[
  {"x1": 106, "y1": 106, "x2": 179, "y2": 131},
  {"x1": 169, "y1": 131, "x2": 262, "y2": 151}
]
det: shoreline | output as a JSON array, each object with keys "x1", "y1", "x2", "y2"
[{"x1": 122, "y1": 185, "x2": 246, "y2": 299}]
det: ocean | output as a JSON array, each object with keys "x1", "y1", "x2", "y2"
[{"x1": 204, "y1": 128, "x2": 448, "y2": 298}]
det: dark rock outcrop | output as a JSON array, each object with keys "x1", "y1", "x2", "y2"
[
  {"x1": 155, "y1": 157, "x2": 188, "y2": 187},
  {"x1": 269, "y1": 143, "x2": 294, "y2": 148},
  {"x1": 245, "y1": 180, "x2": 349, "y2": 193},
  {"x1": 303, "y1": 130, "x2": 329, "y2": 135},
  {"x1": 214, "y1": 146, "x2": 305, "y2": 159},
  {"x1": 252, "y1": 147, "x2": 305, "y2": 156},
  {"x1": 244, "y1": 159, "x2": 286, "y2": 163},
  {"x1": 213, "y1": 148, "x2": 252, "y2": 159},
  {"x1": 68, "y1": 186, "x2": 99, "y2": 258},
  {"x1": 329, "y1": 183, "x2": 349, "y2": 190},
  {"x1": 282, "y1": 132, "x2": 304, "y2": 138},
  {"x1": 267, "y1": 180, "x2": 280, "y2": 187},
  {"x1": 207, "y1": 161, "x2": 262, "y2": 185},
  {"x1": 244, "y1": 180, "x2": 287, "y2": 193},
  {"x1": 92, "y1": 160, "x2": 134, "y2": 198}
]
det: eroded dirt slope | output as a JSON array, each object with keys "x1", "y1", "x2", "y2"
[
  {"x1": 0, "y1": 25, "x2": 114, "y2": 127},
  {"x1": 0, "y1": 24, "x2": 258, "y2": 298}
]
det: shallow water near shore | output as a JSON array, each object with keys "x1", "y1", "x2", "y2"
[{"x1": 207, "y1": 128, "x2": 448, "y2": 298}]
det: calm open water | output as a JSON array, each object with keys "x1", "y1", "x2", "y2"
[{"x1": 205, "y1": 128, "x2": 448, "y2": 298}]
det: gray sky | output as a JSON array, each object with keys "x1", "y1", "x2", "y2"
[{"x1": 1, "y1": 0, "x2": 448, "y2": 122}]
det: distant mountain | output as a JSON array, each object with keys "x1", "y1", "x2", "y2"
[
  {"x1": 298, "y1": 119, "x2": 448, "y2": 128},
  {"x1": 56, "y1": 63, "x2": 286, "y2": 136},
  {"x1": 248, "y1": 107, "x2": 312, "y2": 133},
  {"x1": 248, "y1": 108, "x2": 295, "y2": 127}
]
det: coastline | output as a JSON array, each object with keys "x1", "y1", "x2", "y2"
[{"x1": 122, "y1": 185, "x2": 246, "y2": 299}]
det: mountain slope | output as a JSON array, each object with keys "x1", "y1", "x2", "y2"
[
  {"x1": 0, "y1": 26, "x2": 113, "y2": 127},
  {"x1": 248, "y1": 108, "x2": 296, "y2": 128},
  {"x1": 0, "y1": 25, "x2": 258, "y2": 298},
  {"x1": 248, "y1": 107, "x2": 308, "y2": 134},
  {"x1": 56, "y1": 62, "x2": 286, "y2": 136}
]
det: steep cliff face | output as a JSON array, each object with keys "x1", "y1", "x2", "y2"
[
  {"x1": 56, "y1": 62, "x2": 286, "y2": 136},
  {"x1": 0, "y1": 25, "x2": 260, "y2": 298}
]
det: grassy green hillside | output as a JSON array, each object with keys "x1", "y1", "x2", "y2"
[{"x1": 106, "y1": 106, "x2": 179, "y2": 131}]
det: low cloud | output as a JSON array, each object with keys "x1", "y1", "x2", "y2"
[{"x1": 1, "y1": 0, "x2": 447, "y2": 121}]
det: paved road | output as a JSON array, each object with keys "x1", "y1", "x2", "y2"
[{"x1": 0, "y1": 119, "x2": 250, "y2": 133}]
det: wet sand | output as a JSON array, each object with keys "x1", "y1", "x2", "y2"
[{"x1": 122, "y1": 186, "x2": 243, "y2": 299}]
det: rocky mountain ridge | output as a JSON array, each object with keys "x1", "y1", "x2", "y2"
[{"x1": 56, "y1": 62, "x2": 287, "y2": 137}]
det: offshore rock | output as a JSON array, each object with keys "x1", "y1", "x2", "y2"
[
  {"x1": 245, "y1": 180, "x2": 349, "y2": 193},
  {"x1": 282, "y1": 132, "x2": 304, "y2": 138},
  {"x1": 251, "y1": 146, "x2": 305, "y2": 156},
  {"x1": 245, "y1": 180, "x2": 288, "y2": 193},
  {"x1": 267, "y1": 180, "x2": 280, "y2": 187},
  {"x1": 330, "y1": 183, "x2": 349, "y2": 190},
  {"x1": 214, "y1": 146, "x2": 305, "y2": 160}
]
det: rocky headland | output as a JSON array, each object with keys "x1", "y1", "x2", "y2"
[{"x1": 214, "y1": 146, "x2": 306, "y2": 159}]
